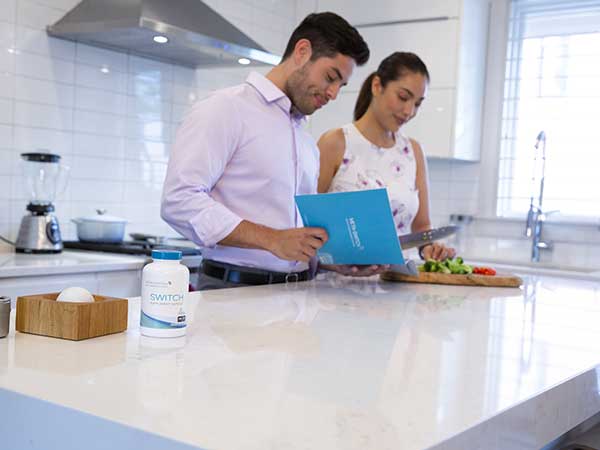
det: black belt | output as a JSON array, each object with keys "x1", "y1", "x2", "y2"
[{"x1": 201, "y1": 260, "x2": 311, "y2": 285}]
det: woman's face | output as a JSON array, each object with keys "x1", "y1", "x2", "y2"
[{"x1": 372, "y1": 71, "x2": 428, "y2": 132}]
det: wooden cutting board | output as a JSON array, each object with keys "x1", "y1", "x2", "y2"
[{"x1": 380, "y1": 271, "x2": 523, "y2": 287}]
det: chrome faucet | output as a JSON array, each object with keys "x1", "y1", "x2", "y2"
[{"x1": 525, "y1": 131, "x2": 556, "y2": 262}]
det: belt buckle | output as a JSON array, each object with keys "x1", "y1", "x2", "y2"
[{"x1": 285, "y1": 272, "x2": 299, "y2": 283}]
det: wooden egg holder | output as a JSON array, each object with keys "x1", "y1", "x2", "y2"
[{"x1": 16, "y1": 293, "x2": 128, "y2": 341}]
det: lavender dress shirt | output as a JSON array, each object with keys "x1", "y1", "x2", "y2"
[{"x1": 161, "y1": 72, "x2": 319, "y2": 273}]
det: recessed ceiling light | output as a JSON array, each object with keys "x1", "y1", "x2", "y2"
[
  {"x1": 153, "y1": 35, "x2": 169, "y2": 44},
  {"x1": 100, "y1": 66, "x2": 110, "y2": 74},
  {"x1": 238, "y1": 58, "x2": 251, "y2": 65}
]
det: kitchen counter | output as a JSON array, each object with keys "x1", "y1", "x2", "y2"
[
  {"x1": 0, "y1": 250, "x2": 147, "y2": 278},
  {"x1": 2, "y1": 274, "x2": 600, "y2": 449}
]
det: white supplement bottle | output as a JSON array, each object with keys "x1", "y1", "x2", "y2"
[{"x1": 140, "y1": 250, "x2": 189, "y2": 338}]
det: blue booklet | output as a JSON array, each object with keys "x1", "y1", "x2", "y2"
[{"x1": 295, "y1": 188, "x2": 405, "y2": 265}]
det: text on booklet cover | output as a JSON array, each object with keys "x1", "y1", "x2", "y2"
[{"x1": 295, "y1": 188, "x2": 405, "y2": 265}]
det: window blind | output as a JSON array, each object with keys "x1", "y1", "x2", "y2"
[{"x1": 497, "y1": 0, "x2": 600, "y2": 219}]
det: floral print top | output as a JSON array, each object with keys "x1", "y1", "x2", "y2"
[{"x1": 329, "y1": 123, "x2": 419, "y2": 236}]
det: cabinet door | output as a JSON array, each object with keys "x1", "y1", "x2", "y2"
[
  {"x1": 0, "y1": 273, "x2": 98, "y2": 306},
  {"x1": 347, "y1": 19, "x2": 460, "y2": 91},
  {"x1": 401, "y1": 88, "x2": 455, "y2": 159},
  {"x1": 316, "y1": 0, "x2": 461, "y2": 25},
  {"x1": 97, "y1": 271, "x2": 142, "y2": 298},
  {"x1": 309, "y1": 90, "x2": 358, "y2": 140},
  {"x1": 309, "y1": 88, "x2": 455, "y2": 159}
]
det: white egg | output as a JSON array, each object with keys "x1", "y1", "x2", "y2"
[{"x1": 56, "y1": 286, "x2": 95, "y2": 303}]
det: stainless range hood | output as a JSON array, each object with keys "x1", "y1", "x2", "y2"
[{"x1": 47, "y1": 0, "x2": 281, "y2": 67}]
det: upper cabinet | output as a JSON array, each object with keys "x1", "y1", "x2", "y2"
[
  {"x1": 309, "y1": 0, "x2": 490, "y2": 161},
  {"x1": 316, "y1": 0, "x2": 461, "y2": 24}
]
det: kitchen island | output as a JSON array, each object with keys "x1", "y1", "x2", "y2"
[{"x1": 1, "y1": 273, "x2": 600, "y2": 449}]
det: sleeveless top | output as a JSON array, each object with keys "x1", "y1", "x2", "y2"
[{"x1": 328, "y1": 123, "x2": 419, "y2": 235}]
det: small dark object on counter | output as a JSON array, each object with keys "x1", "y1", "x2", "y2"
[{"x1": 0, "y1": 296, "x2": 10, "y2": 338}]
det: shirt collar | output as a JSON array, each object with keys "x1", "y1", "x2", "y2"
[{"x1": 246, "y1": 72, "x2": 306, "y2": 124}]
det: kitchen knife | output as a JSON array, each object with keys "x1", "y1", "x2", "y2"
[
  {"x1": 388, "y1": 259, "x2": 419, "y2": 276},
  {"x1": 399, "y1": 226, "x2": 460, "y2": 250}
]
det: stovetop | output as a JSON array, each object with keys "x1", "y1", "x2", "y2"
[{"x1": 63, "y1": 240, "x2": 202, "y2": 256}]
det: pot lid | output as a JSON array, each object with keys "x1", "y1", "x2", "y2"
[{"x1": 76, "y1": 209, "x2": 128, "y2": 224}]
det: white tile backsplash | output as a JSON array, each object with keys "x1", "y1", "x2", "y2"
[
  {"x1": 15, "y1": 77, "x2": 74, "y2": 107},
  {"x1": 0, "y1": 21, "x2": 16, "y2": 47},
  {"x1": 126, "y1": 97, "x2": 172, "y2": 122},
  {"x1": 15, "y1": 52, "x2": 75, "y2": 83},
  {"x1": 17, "y1": 0, "x2": 64, "y2": 30},
  {"x1": 128, "y1": 56, "x2": 174, "y2": 81},
  {"x1": 33, "y1": 0, "x2": 80, "y2": 11},
  {"x1": 70, "y1": 155, "x2": 125, "y2": 181},
  {"x1": 15, "y1": 25, "x2": 74, "y2": 60},
  {"x1": 75, "y1": 62, "x2": 127, "y2": 93},
  {"x1": 0, "y1": 0, "x2": 299, "y2": 240},
  {"x1": 75, "y1": 43, "x2": 128, "y2": 73},
  {"x1": 123, "y1": 181, "x2": 163, "y2": 203},
  {"x1": 0, "y1": 98, "x2": 14, "y2": 124},
  {"x1": 125, "y1": 160, "x2": 167, "y2": 183},
  {"x1": 14, "y1": 101, "x2": 73, "y2": 130},
  {"x1": 0, "y1": 150, "x2": 13, "y2": 176},
  {"x1": 0, "y1": 125, "x2": 12, "y2": 150},
  {"x1": 70, "y1": 179, "x2": 123, "y2": 203},
  {"x1": 0, "y1": 72, "x2": 15, "y2": 100},
  {"x1": 125, "y1": 119, "x2": 171, "y2": 142},
  {"x1": 0, "y1": 0, "x2": 17, "y2": 24},
  {"x1": 73, "y1": 132, "x2": 124, "y2": 159},
  {"x1": 0, "y1": 175, "x2": 11, "y2": 199},
  {"x1": 0, "y1": 51, "x2": 15, "y2": 74},
  {"x1": 72, "y1": 109, "x2": 125, "y2": 136},
  {"x1": 13, "y1": 125, "x2": 72, "y2": 153},
  {"x1": 128, "y1": 74, "x2": 173, "y2": 101},
  {"x1": 125, "y1": 139, "x2": 169, "y2": 163},
  {"x1": 75, "y1": 86, "x2": 127, "y2": 115}
]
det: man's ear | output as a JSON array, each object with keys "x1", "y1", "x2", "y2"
[{"x1": 292, "y1": 38, "x2": 313, "y2": 67}]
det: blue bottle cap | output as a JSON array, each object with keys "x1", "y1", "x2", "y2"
[{"x1": 151, "y1": 250, "x2": 182, "y2": 260}]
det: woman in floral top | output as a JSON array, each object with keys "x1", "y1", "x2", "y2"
[{"x1": 317, "y1": 52, "x2": 455, "y2": 261}]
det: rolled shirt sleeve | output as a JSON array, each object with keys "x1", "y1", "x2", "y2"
[{"x1": 161, "y1": 93, "x2": 243, "y2": 248}]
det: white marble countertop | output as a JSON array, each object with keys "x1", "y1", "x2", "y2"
[
  {"x1": 2, "y1": 274, "x2": 600, "y2": 450},
  {"x1": 0, "y1": 250, "x2": 147, "y2": 278}
]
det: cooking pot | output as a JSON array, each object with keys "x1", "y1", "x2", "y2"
[{"x1": 72, "y1": 210, "x2": 128, "y2": 243}]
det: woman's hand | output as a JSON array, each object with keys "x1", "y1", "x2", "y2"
[
  {"x1": 420, "y1": 243, "x2": 456, "y2": 261},
  {"x1": 320, "y1": 264, "x2": 391, "y2": 277}
]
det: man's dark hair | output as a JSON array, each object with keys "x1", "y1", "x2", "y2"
[{"x1": 281, "y1": 12, "x2": 369, "y2": 66}]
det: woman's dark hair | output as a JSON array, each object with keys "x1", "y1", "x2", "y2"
[
  {"x1": 354, "y1": 52, "x2": 430, "y2": 121},
  {"x1": 282, "y1": 12, "x2": 369, "y2": 66}
]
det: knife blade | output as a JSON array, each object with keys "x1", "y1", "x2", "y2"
[
  {"x1": 399, "y1": 226, "x2": 460, "y2": 250},
  {"x1": 388, "y1": 259, "x2": 419, "y2": 276}
]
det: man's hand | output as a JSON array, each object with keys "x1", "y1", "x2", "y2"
[
  {"x1": 267, "y1": 227, "x2": 329, "y2": 262},
  {"x1": 218, "y1": 221, "x2": 327, "y2": 262},
  {"x1": 320, "y1": 264, "x2": 390, "y2": 277}
]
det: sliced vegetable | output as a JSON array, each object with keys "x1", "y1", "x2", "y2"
[
  {"x1": 418, "y1": 257, "x2": 473, "y2": 275},
  {"x1": 473, "y1": 267, "x2": 497, "y2": 276}
]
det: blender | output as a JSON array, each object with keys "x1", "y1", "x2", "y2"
[{"x1": 15, "y1": 152, "x2": 69, "y2": 253}]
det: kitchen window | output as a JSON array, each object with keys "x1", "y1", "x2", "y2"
[{"x1": 497, "y1": 0, "x2": 600, "y2": 220}]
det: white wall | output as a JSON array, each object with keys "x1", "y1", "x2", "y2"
[{"x1": 0, "y1": 0, "x2": 297, "y2": 250}]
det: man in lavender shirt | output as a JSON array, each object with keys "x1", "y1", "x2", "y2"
[{"x1": 162, "y1": 13, "x2": 376, "y2": 289}]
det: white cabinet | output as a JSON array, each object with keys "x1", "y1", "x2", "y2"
[
  {"x1": 309, "y1": 0, "x2": 490, "y2": 161},
  {"x1": 346, "y1": 19, "x2": 460, "y2": 91},
  {"x1": 316, "y1": 0, "x2": 461, "y2": 25},
  {"x1": 309, "y1": 90, "x2": 355, "y2": 142},
  {"x1": 0, "y1": 270, "x2": 142, "y2": 306}
]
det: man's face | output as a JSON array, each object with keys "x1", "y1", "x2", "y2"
[{"x1": 285, "y1": 53, "x2": 356, "y2": 115}]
